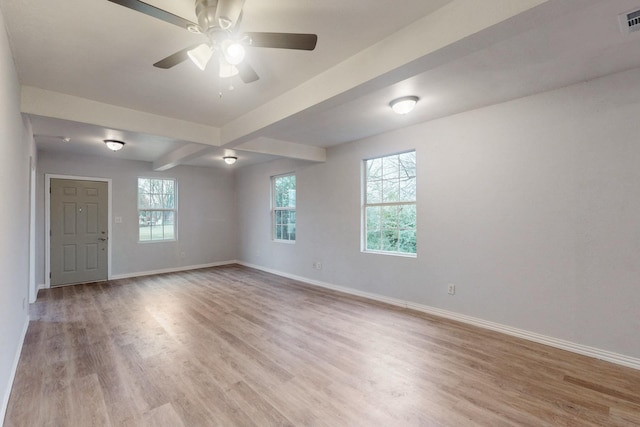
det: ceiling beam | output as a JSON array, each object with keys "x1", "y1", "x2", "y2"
[
  {"x1": 235, "y1": 138, "x2": 326, "y2": 162},
  {"x1": 220, "y1": 0, "x2": 549, "y2": 147},
  {"x1": 153, "y1": 143, "x2": 213, "y2": 171},
  {"x1": 21, "y1": 86, "x2": 221, "y2": 147}
]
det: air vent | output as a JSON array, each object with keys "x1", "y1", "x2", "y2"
[{"x1": 620, "y1": 8, "x2": 640, "y2": 34}]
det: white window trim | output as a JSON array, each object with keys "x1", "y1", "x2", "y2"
[
  {"x1": 362, "y1": 150, "x2": 417, "y2": 257},
  {"x1": 271, "y1": 173, "x2": 296, "y2": 243},
  {"x1": 137, "y1": 177, "x2": 178, "y2": 243}
]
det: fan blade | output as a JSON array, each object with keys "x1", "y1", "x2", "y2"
[
  {"x1": 237, "y1": 62, "x2": 259, "y2": 83},
  {"x1": 153, "y1": 44, "x2": 201, "y2": 69},
  {"x1": 245, "y1": 32, "x2": 318, "y2": 50},
  {"x1": 108, "y1": 0, "x2": 198, "y2": 31}
]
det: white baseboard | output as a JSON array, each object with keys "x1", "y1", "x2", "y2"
[
  {"x1": 1, "y1": 315, "x2": 29, "y2": 426},
  {"x1": 109, "y1": 260, "x2": 238, "y2": 281},
  {"x1": 238, "y1": 262, "x2": 640, "y2": 371}
]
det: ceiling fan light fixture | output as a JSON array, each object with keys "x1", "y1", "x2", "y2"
[
  {"x1": 390, "y1": 96, "x2": 419, "y2": 115},
  {"x1": 223, "y1": 156, "x2": 237, "y2": 165},
  {"x1": 219, "y1": 60, "x2": 239, "y2": 78},
  {"x1": 104, "y1": 139, "x2": 125, "y2": 151},
  {"x1": 222, "y1": 40, "x2": 245, "y2": 65},
  {"x1": 109, "y1": 0, "x2": 319, "y2": 83},
  {"x1": 187, "y1": 43, "x2": 213, "y2": 70}
]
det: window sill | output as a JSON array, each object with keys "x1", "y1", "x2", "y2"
[
  {"x1": 138, "y1": 239, "x2": 177, "y2": 244},
  {"x1": 363, "y1": 250, "x2": 416, "y2": 258}
]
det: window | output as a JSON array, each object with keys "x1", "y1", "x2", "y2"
[
  {"x1": 138, "y1": 178, "x2": 176, "y2": 242},
  {"x1": 363, "y1": 151, "x2": 416, "y2": 255},
  {"x1": 272, "y1": 174, "x2": 296, "y2": 242}
]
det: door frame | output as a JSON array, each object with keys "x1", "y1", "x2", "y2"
[
  {"x1": 29, "y1": 156, "x2": 36, "y2": 302},
  {"x1": 45, "y1": 174, "x2": 113, "y2": 288}
]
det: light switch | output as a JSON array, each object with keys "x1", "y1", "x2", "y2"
[{"x1": 115, "y1": 216, "x2": 123, "y2": 224}]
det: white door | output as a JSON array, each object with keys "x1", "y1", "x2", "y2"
[{"x1": 50, "y1": 179, "x2": 108, "y2": 286}]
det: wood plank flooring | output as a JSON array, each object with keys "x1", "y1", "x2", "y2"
[{"x1": 5, "y1": 264, "x2": 640, "y2": 426}]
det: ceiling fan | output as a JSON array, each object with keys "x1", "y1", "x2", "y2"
[{"x1": 108, "y1": 0, "x2": 318, "y2": 83}]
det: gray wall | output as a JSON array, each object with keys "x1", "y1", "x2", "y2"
[
  {"x1": 236, "y1": 67, "x2": 640, "y2": 360},
  {"x1": 0, "y1": 6, "x2": 32, "y2": 418},
  {"x1": 36, "y1": 151, "x2": 238, "y2": 283}
]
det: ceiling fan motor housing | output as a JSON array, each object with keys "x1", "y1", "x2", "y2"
[{"x1": 195, "y1": 0, "x2": 244, "y2": 32}]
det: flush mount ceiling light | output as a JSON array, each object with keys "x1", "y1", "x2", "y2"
[
  {"x1": 104, "y1": 139, "x2": 125, "y2": 151},
  {"x1": 223, "y1": 156, "x2": 237, "y2": 165},
  {"x1": 390, "y1": 96, "x2": 419, "y2": 115}
]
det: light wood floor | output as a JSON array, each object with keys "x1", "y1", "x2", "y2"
[{"x1": 5, "y1": 265, "x2": 640, "y2": 426}]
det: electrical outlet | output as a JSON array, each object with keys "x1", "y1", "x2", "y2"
[
  {"x1": 313, "y1": 261, "x2": 322, "y2": 270},
  {"x1": 448, "y1": 284, "x2": 456, "y2": 295}
]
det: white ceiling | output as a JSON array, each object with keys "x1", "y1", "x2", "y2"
[{"x1": 3, "y1": 0, "x2": 640, "y2": 169}]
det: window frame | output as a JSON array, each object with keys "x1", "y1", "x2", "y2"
[
  {"x1": 137, "y1": 177, "x2": 178, "y2": 243},
  {"x1": 271, "y1": 173, "x2": 296, "y2": 243},
  {"x1": 362, "y1": 150, "x2": 417, "y2": 257}
]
